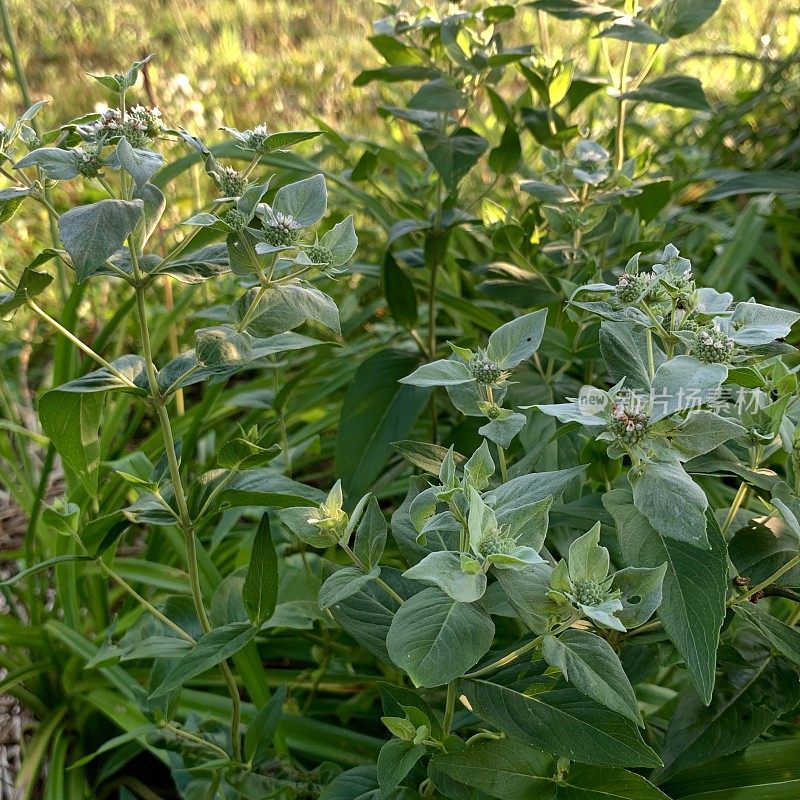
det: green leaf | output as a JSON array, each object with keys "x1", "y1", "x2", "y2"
[
  {"x1": 611, "y1": 565, "x2": 666, "y2": 629},
  {"x1": 403, "y1": 551, "x2": 488, "y2": 603},
  {"x1": 487, "y1": 309, "x2": 548, "y2": 368},
  {"x1": 382, "y1": 252, "x2": 418, "y2": 329},
  {"x1": 0, "y1": 186, "x2": 33, "y2": 224},
  {"x1": 462, "y1": 679, "x2": 661, "y2": 768},
  {"x1": 353, "y1": 495, "x2": 388, "y2": 569},
  {"x1": 208, "y1": 469, "x2": 322, "y2": 511},
  {"x1": 272, "y1": 173, "x2": 327, "y2": 227},
  {"x1": 0, "y1": 555, "x2": 94, "y2": 587},
  {"x1": 729, "y1": 523, "x2": 800, "y2": 589},
  {"x1": 195, "y1": 325, "x2": 251, "y2": 368},
  {"x1": 419, "y1": 127, "x2": 488, "y2": 191},
  {"x1": 320, "y1": 766, "x2": 381, "y2": 800},
  {"x1": 653, "y1": 631, "x2": 800, "y2": 782},
  {"x1": 377, "y1": 739, "x2": 426, "y2": 795},
  {"x1": 149, "y1": 622, "x2": 256, "y2": 698},
  {"x1": 431, "y1": 739, "x2": 669, "y2": 799},
  {"x1": 649, "y1": 356, "x2": 727, "y2": 422},
  {"x1": 488, "y1": 124, "x2": 522, "y2": 175},
  {"x1": 597, "y1": 17, "x2": 666, "y2": 44},
  {"x1": 233, "y1": 282, "x2": 340, "y2": 336},
  {"x1": 533, "y1": 0, "x2": 618, "y2": 21},
  {"x1": 392, "y1": 441, "x2": 466, "y2": 477},
  {"x1": 59, "y1": 199, "x2": 143, "y2": 282},
  {"x1": 604, "y1": 490, "x2": 727, "y2": 704},
  {"x1": 386, "y1": 587, "x2": 494, "y2": 687},
  {"x1": 487, "y1": 466, "x2": 586, "y2": 526},
  {"x1": 319, "y1": 566, "x2": 381, "y2": 609},
  {"x1": 115, "y1": 138, "x2": 164, "y2": 188},
  {"x1": 264, "y1": 130, "x2": 323, "y2": 150},
  {"x1": 621, "y1": 75, "x2": 710, "y2": 111},
  {"x1": 39, "y1": 391, "x2": 104, "y2": 494},
  {"x1": 703, "y1": 170, "x2": 800, "y2": 201},
  {"x1": 15, "y1": 147, "x2": 80, "y2": 180},
  {"x1": 629, "y1": 460, "x2": 709, "y2": 548},
  {"x1": 519, "y1": 181, "x2": 575, "y2": 203},
  {"x1": 243, "y1": 514, "x2": 279, "y2": 626},
  {"x1": 661, "y1": 739, "x2": 800, "y2": 799},
  {"x1": 408, "y1": 78, "x2": 466, "y2": 112},
  {"x1": 542, "y1": 629, "x2": 641, "y2": 724},
  {"x1": 320, "y1": 215, "x2": 358, "y2": 267},
  {"x1": 656, "y1": 0, "x2": 721, "y2": 38},
  {"x1": 661, "y1": 411, "x2": 744, "y2": 461},
  {"x1": 0, "y1": 267, "x2": 52, "y2": 314},
  {"x1": 336, "y1": 349, "x2": 430, "y2": 502},
  {"x1": 400, "y1": 359, "x2": 473, "y2": 387},
  {"x1": 55, "y1": 355, "x2": 147, "y2": 393},
  {"x1": 733, "y1": 603, "x2": 800, "y2": 667},
  {"x1": 600, "y1": 321, "x2": 654, "y2": 390},
  {"x1": 328, "y1": 571, "x2": 406, "y2": 662},
  {"x1": 354, "y1": 65, "x2": 439, "y2": 86},
  {"x1": 245, "y1": 684, "x2": 287, "y2": 767},
  {"x1": 728, "y1": 301, "x2": 800, "y2": 346}
]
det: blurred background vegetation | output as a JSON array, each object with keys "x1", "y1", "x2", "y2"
[{"x1": 3, "y1": 0, "x2": 796, "y2": 133}]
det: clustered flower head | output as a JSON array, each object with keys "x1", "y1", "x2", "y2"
[
  {"x1": 693, "y1": 323, "x2": 737, "y2": 364},
  {"x1": 263, "y1": 211, "x2": 302, "y2": 247},
  {"x1": 217, "y1": 165, "x2": 247, "y2": 198},
  {"x1": 470, "y1": 350, "x2": 505, "y2": 385},
  {"x1": 615, "y1": 271, "x2": 653, "y2": 305},
  {"x1": 304, "y1": 243, "x2": 334, "y2": 266},
  {"x1": 306, "y1": 481, "x2": 348, "y2": 538},
  {"x1": 570, "y1": 577, "x2": 607, "y2": 606},
  {"x1": 82, "y1": 105, "x2": 162, "y2": 148},
  {"x1": 572, "y1": 139, "x2": 611, "y2": 185},
  {"x1": 222, "y1": 208, "x2": 248, "y2": 232},
  {"x1": 476, "y1": 525, "x2": 516, "y2": 558},
  {"x1": 609, "y1": 397, "x2": 649, "y2": 444},
  {"x1": 246, "y1": 124, "x2": 269, "y2": 151},
  {"x1": 75, "y1": 147, "x2": 104, "y2": 178},
  {"x1": 548, "y1": 523, "x2": 626, "y2": 631}
]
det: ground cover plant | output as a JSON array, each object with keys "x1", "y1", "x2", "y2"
[{"x1": 1, "y1": 1, "x2": 800, "y2": 799}]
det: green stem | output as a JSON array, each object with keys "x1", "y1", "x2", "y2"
[
  {"x1": 613, "y1": 42, "x2": 633, "y2": 172},
  {"x1": 645, "y1": 328, "x2": 655, "y2": 381},
  {"x1": 497, "y1": 446, "x2": 509, "y2": 484},
  {"x1": 341, "y1": 542, "x2": 405, "y2": 606},
  {"x1": 721, "y1": 481, "x2": 749, "y2": 536},
  {"x1": 128, "y1": 238, "x2": 243, "y2": 763},
  {"x1": 464, "y1": 616, "x2": 579, "y2": 679},
  {"x1": 160, "y1": 721, "x2": 230, "y2": 761},
  {"x1": 95, "y1": 558, "x2": 195, "y2": 643},
  {"x1": 27, "y1": 299, "x2": 142, "y2": 391},
  {"x1": 733, "y1": 554, "x2": 800, "y2": 604},
  {"x1": 443, "y1": 681, "x2": 457, "y2": 735}
]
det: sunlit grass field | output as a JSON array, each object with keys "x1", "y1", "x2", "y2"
[{"x1": 3, "y1": 0, "x2": 797, "y2": 136}]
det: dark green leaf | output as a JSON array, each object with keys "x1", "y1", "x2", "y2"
[
  {"x1": 621, "y1": 75, "x2": 710, "y2": 111},
  {"x1": 386, "y1": 587, "x2": 495, "y2": 687},
  {"x1": 59, "y1": 199, "x2": 143, "y2": 282},
  {"x1": 245, "y1": 684, "x2": 287, "y2": 767},
  {"x1": 382, "y1": 252, "x2": 418, "y2": 329},
  {"x1": 462, "y1": 679, "x2": 661, "y2": 768},
  {"x1": 336, "y1": 349, "x2": 430, "y2": 502},
  {"x1": 604, "y1": 490, "x2": 727, "y2": 704},
  {"x1": 377, "y1": 739, "x2": 425, "y2": 794},
  {"x1": 243, "y1": 514, "x2": 279, "y2": 626},
  {"x1": 543, "y1": 629, "x2": 642, "y2": 723},
  {"x1": 149, "y1": 622, "x2": 256, "y2": 698}
]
